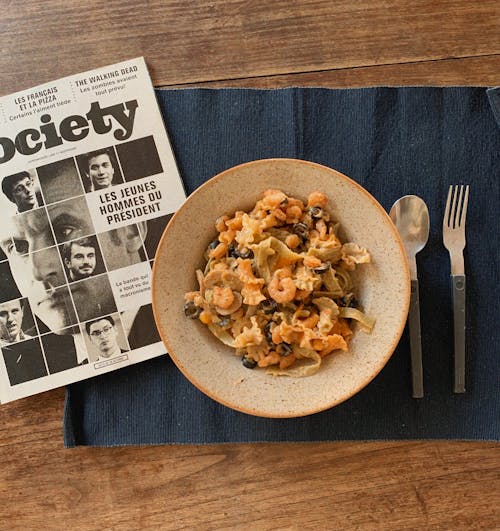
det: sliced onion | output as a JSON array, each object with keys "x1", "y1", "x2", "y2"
[{"x1": 339, "y1": 306, "x2": 375, "y2": 332}]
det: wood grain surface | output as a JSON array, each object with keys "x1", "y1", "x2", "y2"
[{"x1": 1, "y1": 1, "x2": 499, "y2": 530}]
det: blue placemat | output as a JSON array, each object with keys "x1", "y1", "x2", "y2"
[{"x1": 63, "y1": 87, "x2": 500, "y2": 446}]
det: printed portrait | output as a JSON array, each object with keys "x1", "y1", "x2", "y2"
[
  {"x1": 1, "y1": 169, "x2": 43, "y2": 214},
  {"x1": 60, "y1": 235, "x2": 105, "y2": 283},
  {"x1": 83, "y1": 313, "x2": 129, "y2": 362},
  {"x1": 76, "y1": 146, "x2": 123, "y2": 193},
  {"x1": 36, "y1": 158, "x2": 84, "y2": 204},
  {"x1": 0, "y1": 298, "x2": 36, "y2": 346}
]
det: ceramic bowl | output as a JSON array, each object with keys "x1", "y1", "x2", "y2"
[{"x1": 152, "y1": 159, "x2": 410, "y2": 417}]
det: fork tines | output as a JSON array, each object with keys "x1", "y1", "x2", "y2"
[
  {"x1": 444, "y1": 185, "x2": 470, "y2": 231},
  {"x1": 443, "y1": 185, "x2": 469, "y2": 275}
]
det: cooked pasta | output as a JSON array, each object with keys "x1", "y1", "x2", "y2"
[{"x1": 183, "y1": 189, "x2": 374, "y2": 377}]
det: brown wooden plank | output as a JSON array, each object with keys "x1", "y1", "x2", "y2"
[
  {"x1": 0, "y1": 388, "x2": 499, "y2": 529},
  {"x1": 0, "y1": 396, "x2": 499, "y2": 531},
  {"x1": 1, "y1": 0, "x2": 500, "y2": 95},
  {"x1": 168, "y1": 55, "x2": 500, "y2": 88}
]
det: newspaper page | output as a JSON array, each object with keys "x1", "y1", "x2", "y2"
[{"x1": 0, "y1": 57, "x2": 186, "y2": 403}]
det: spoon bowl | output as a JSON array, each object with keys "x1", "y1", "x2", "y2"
[
  {"x1": 389, "y1": 196, "x2": 430, "y2": 277},
  {"x1": 389, "y1": 195, "x2": 430, "y2": 398}
]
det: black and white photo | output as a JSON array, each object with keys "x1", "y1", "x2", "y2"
[
  {"x1": 115, "y1": 135, "x2": 163, "y2": 182},
  {"x1": 31, "y1": 246, "x2": 68, "y2": 289},
  {"x1": 1, "y1": 170, "x2": 43, "y2": 214},
  {"x1": 0, "y1": 298, "x2": 35, "y2": 346},
  {"x1": 83, "y1": 313, "x2": 129, "y2": 362},
  {"x1": 70, "y1": 273, "x2": 117, "y2": 322},
  {"x1": 0, "y1": 261, "x2": 22, "y2": 303},
  {"x1": 36, "y1": 158, "x2": 84, "y2": 204},
  {"x1": 47, "y1": 195, "x2": 96, "y2": 244},
  {"x1": 2, "y1": 338, "x2": 47, "y2": 386},
  {"x1": 76, "y1": 147, "x2": 123, "y2": 192},
  {"x1": 60, "y1": 235, "x2": 105, "y2": 282},
  {"x1": 141, "y1": 213, "x2": 173, "y2": 261},
  {"x1": 97, "y1": 222, "x2": 147, "y2": 272},
  {"x1": 122, "y1": 303, "x2": 161, "y2": 350},
  {"x1": 41, "y1": 327, "x2": 88, "y2": 374}
]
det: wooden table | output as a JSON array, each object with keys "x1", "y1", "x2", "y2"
[{"x1": 1, "y1": 2, "x2": 499, "y2": 529}]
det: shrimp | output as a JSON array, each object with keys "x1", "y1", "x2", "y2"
[
  {"x1": 285, "y1": 233, "x2": 301, "y2": 249},
  {"x1": 212, "y1": 286, "x2": 235, "y2": 309},
  {"x1": 258, "y1": 350, "x2": 281, "y2": 367},
  {"x1": 268, "y1": 268, "x2": 297, "y2": 303},
  {"x1": 285, "y1": 205, "x2": 302, "y2": 223},
  {"x1": 303, "y1": 255, "x2": 322, "y2": 269},
  {"x1": 315, "y1": 219, "x2": 328, "y2": 240},
  {"x1": 215, "y1": 215, "x2": 229, "y2": 232},
  {"x1": 307, "y1": 191, "x2": 328, "y2": 208},
  {"x1": 209, "y1": 242, "x2": 228, "y2": 259},
  {"x1": 218, "y1": 229, "x2": 236, "y2": 244}
]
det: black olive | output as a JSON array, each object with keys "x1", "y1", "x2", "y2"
[
  {"x1": 208, "y1": 240, "x2": 219, "y2": 250},
  {"x1": 292, "y1": 222, "x2": 309, "y2": 240},
  {"x1": 228, "y1": 242, "x2": 239, "y2": 258},
  {"x1": 312, "y1": 263, "x2": 330, "y2": 274},
  {"x1": 259, "y1": 299, "x2": 278, "y2": 314},
  {"x1": 183, "y1": 301, "x2": 202, "y2": 319},
  {"x1": 228, "y1": 243, "x2": 254, "y2": 260},
  {"x1": 276, "y1": 342, "x2": 293, "y2": 357},
  {"x1": 217, "y1": 316, "x2": 231, "y2": 328},
  {"x1": 264, "y1": 321, "x2": 274, "y2": 344},
  {"x1": 340, "y1": 293, "x2": 358, "y2": 308},
  {"x1": 309, "y1": 206, "x2": 323, "y2": 219},
  {"x1": 238, "y1": 247, "x2": 254, "y2": 259},
  {"x1": 242, "y1": 356, "x2": 257, "y2": 369}
]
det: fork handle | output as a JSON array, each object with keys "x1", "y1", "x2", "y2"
[
  {"x1": 409, "y1": 279, "x2": 424, "y2": 398},
  {"x1": 452, "y1": 275, "x2": 466, "y2": 393}
]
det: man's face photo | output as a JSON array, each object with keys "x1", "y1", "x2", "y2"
[
  {"x1": 88, "y1": 318, "x2": 119, "y2": 358},
  {"x1": 0, "y1": 209, "x2": 80, "y2": 333},
  {"x1": 88, "y1": 153, "x2": 115, "y2": 190},
  {"x1": 64, "y1": 240, "x2": 96, "y2": 281},
  {"x1": 2, "y1": 172, "x2": 38, "y2": 213},
  {"x1": 0, "y1": 300, "x2": 23, "y2": 343}
]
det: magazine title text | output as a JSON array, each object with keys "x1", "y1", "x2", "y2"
[{"x1": 0, "y1": 99, "x2": 138, "y2": 164}]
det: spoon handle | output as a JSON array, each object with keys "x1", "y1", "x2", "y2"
[{"x1": 409, "y1": 279, "x2": 424, "y2": 398}]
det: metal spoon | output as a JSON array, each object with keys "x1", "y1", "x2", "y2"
[{"x1": 389, "y1": 195, "x2": 430, "y2": 398}]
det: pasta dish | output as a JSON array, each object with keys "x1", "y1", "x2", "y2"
[{"x1": 184, "y1": 189, "x2": 374, "y2": 376}]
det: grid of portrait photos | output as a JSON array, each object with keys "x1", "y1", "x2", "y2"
[{"x1": 0, "y1": 135, "x2": 172, "y2": 387}]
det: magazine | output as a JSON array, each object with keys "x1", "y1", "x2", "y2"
[{"x1": 0, "y1": 57, "x2": 186, "y2": 403}]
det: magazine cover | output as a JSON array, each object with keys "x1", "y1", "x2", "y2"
[{"x1": 0, "y1": 57, "x2": 186, "y2": 403}]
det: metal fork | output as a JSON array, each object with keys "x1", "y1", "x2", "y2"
[{"x1": 443, "y1": 184, "x2": 470, "y2": 393}]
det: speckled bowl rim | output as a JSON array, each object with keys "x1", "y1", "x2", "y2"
[{"x1": 152, "y1": 158, "x2": 410, "y2": 418}]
